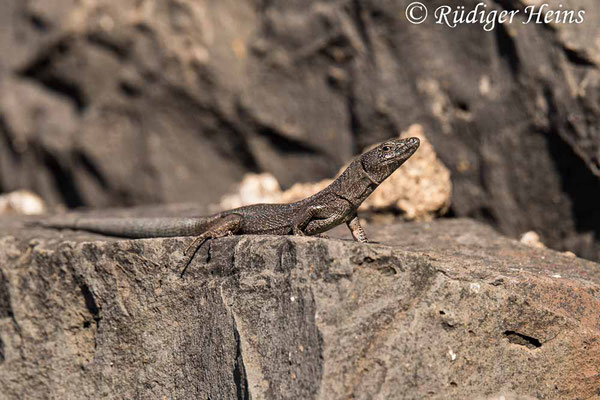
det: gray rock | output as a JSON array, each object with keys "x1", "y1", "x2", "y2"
[
  {"x1": 1, "y1": 216, "x2": 599, "y2": 399},
  {"x1": 0, "y1": 1, "x2": 598, "y2": 257}
]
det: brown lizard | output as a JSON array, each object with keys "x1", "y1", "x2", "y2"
[{"x1": 36, "y1": 137, "x2": 420, "y2": 270}]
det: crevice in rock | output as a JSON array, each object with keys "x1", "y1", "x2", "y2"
[
  {"x1": 86, "y1": 33, "x2": 130, "y2": 60},
  {"x1": 349, "y1": 0, "x2": 373, "y2": 56},
  {"x1": 229, "y1": 243, "x2": 237, "y2": 276},
  {"x1": 346, "y1": 91, "x2": 362, "y2": 154},
  {"x1": 543, "y1": 88, "x2": 600, "y2": 260},
  {"x1": 294, "y1": 30, "x2": 355, "y2": 65},
  {"x1": 471, "y1": 205, "x2": 499, "y2": 227},
  {"x1": 119, "y1": 81, "x2": 142, "y2": 98},
  {"x1": 255, "y1": 126, "x2": 323, "y2": 156},
  {"x1": 0, "y1": 270, "x2": 12, "y2": 319},
  {"x1": 562, "y1": 46, "x2": 595, "y2": 68},
  {"x1": 74, "y1": 150, "x2": 110, "y2": 190},
  {"x1": 206, "y1": 240, "x2": 213, "y2": 265},
  {"x1": 454, "y1": 99, "x2": 470, "y2": 114},
  {"x1": 232, "y1": 317, "x2": 249, "y2": 400},
  {"x1": 503, "y1": 330, "x2": 542, "y2": 349},
  {"x1": 0, "y1": 116, "x2": 12, "y2": 191},
  {"x1": 494, "y1": 22, "x2": 520, "y2": 77},
  {"x1": 18, "y1": 39, "x2": 88, "y2": 112},
  {"x1": 165, "y1": 85, "x2": 259, "y2": 172},
  {"x1": 277, "y1": 239, "x2": 297, "y2": 272},
  {"x1": 28, "y1": 13, "x2": 50, "y2": 32},
  {"x1": 332, "y1": 34, "x2": 356, "y2": 64},
  {"x1": 236, "y1": 100, "x2": 327, "y2": 160},
  {"x1": 0, "y1": 115, "x2": 20, "y2": 163},
  {"x1": 547, "y1": 127, "x2": 600, "y2": 236},
  {"x1": 34, "y1": 145, "x2": 85, "y2": 208},
  {"x1": 0, "y1": 271, "x2": 23, "y2": 356},
  {"x1": 80, "y1": 283, "x2": 100, "y2": 328}
]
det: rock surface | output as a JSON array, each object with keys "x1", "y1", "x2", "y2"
[
  {"x1": 0, "y1": 215, "x2": 599, "y2": 399},
  {"x1": 0, "y1": 0, "x2": 598, "y2": 260}
]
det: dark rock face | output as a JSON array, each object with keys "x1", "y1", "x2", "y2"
[
  {"x1": 0, "y1": 0, "x2": 598, "y2": 259},
  {"x1": 1, "y1": 217, "x2": 599, "y2": 399}
]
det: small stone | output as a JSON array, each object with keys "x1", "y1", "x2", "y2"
[
  {"x1": 520, "y1": 231, "x2": 546, "y2": 249},
  {"x1": 0, "y1": 190, "x2": 47, "y2": 215}
]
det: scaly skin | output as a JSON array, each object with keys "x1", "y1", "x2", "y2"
[{"x1": 36, "y1": 138, "x2": 420, "y2": 267}]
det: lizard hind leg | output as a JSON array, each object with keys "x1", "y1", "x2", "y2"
[
  {"x1": 183, "y1": 214, "x2": 243, "y2": 255},
  {"x1": 180, "y1": 214, "x2": 243, "y2": 276}
]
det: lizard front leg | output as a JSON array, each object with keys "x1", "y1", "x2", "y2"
[
  {"x1": 303, "y1": 214, "x2": 345, "y2": 236},
  {"x1": 347, "y1": 213, "x2": 368, "y2": 243},
  {"x1": 297, "y1": 197, "x2": 353, "y2": 237},
  {"x1": 291, "y1": 205, "x2": 323, "y2": 236}
]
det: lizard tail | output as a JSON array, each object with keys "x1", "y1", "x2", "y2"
[{"x1": 30, "y1": 215, "x2": 219, "y2": 238}]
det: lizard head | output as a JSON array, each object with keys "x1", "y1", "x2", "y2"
[{"x1": 360, "y1": 137, "x2": 420, "y2": 183}]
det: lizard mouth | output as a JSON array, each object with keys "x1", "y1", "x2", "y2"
[
  {"x1": 402, "y1": 137, "x2": 420, "y2": 152},
  {"x1": 385, "y1": 137, "x2": 420, "y2": 164},
  {"x1": 409, "y1": 136, "x2": 420, "y2": 146},
  {"x1": 398, "y1": 137, "x2": 420, "y2": 158}
]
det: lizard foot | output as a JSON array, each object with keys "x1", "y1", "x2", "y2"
[
  {"x1": 180, "y1": 214, "x2": 243, "y2": 277},
  {"x1": 180, "y1": 234, "x2": 211, "y2": 277},
  {"x1": 292, "y1": 227, "x2": 306, "y2": 236},
  {"x1": 184, "y1": 234, "x2": 209, "y2": 256}
]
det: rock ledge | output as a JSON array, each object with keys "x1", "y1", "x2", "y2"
[{"x1": 0, "y1": 217, "x2": 599, "y2": 399}]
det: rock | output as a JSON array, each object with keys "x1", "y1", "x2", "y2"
[
  {"x1": 280, "y1": 177, "x2": 331, "y2": 206},
  {"x1": 1, "y1": 214, "x2": 599, "y2": 399},
  {"x1": 519, "y1": 231, "x2": 546, "y2": 249},
  {"x1": 219, "y1": 173, "x2": 283, "y2": 210},
  {"x1": 0, "y1": 190, "x2": 47, "y2": 215},
  {"x1": 0, "y1": 0, "x2": 598, "y2": 260}
]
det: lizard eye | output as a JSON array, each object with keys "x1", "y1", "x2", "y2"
[{"x1": 382, "y1": 146, "x2": 390, "y2": 151}]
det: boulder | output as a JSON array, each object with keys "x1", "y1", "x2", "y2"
[{"x1": 0, "y1": 216, "x2": 599, "y2": 399}]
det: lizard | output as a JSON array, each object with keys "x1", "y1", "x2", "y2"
[{"x1": 34, "y1": 137, "x2": 420, "y2": 271}]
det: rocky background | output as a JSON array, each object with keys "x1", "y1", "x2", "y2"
[{"x1": 0, "y1": 0, "x2": 599, "y2": 261}]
